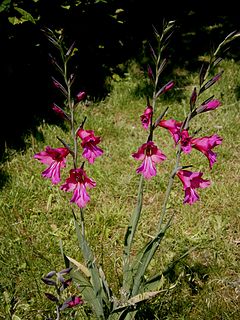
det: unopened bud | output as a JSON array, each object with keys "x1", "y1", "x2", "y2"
[{"x1": 76, "y1": 91, "x2": 86, "y2": 102}]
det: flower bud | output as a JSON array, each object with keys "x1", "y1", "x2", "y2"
[
  {"x1": 76, "y1": 91, "x2": 86, "y2": 102},
  {"x1": 190, "y1": 87, "x2": 197, "y2": 110},
  {"x1": 147, "y1": 65, "x2": 154, "y2": 80},
  {"x1": 196, "y1": 99, "x2": 221, "y2": 114},
  {"x1": 156, "y1": 80, "x2": 174, "y2": 98}
]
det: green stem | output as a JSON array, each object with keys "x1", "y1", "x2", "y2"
[
  {"x1": 158, "y1": 109, "x2": 192, "y2": 232},
  {"x1": 56, "y1": 305, "x2": 60, "y2": 320},
  {"x1": 61, "y1": 53, "x2": 78, "y2": 169},
  {"x1": 80, "y1": 208, "x2": 85, "y2": 239},
  {"x1": 157, "y1": 148, "x2": 181, "y2": 232}
]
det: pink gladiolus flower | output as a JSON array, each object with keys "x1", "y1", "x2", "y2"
[
  {"x1": 196, "y1": 99, "x2": 221, "y2": 114},
  {"x1": 77, "y1": 129, "x2": 103, "y2": 164},
  {"x1": 60, "y1": 168, "x2": 96, "y2": 208},
  {"x1": 180, "y1": 130, "x2": 192, "y2": 154},
  {"x1": 140, "y1": 105, "x2": 153, "y2": 130},
  {"x1": 34, "y1": 146, "x2": 69, "y2": 184},
  {"x1": 191, "y1": 134, "x2": 223, "y2": 169},
  {"x1": 132, "y1": 141, "x2": 166, "y2": 179},
  {"x1": 177, "y1": 170, "x2": 211, "y2": 205},
  {"x1": 159, "y1": 119, "x2": 182, "y2": 145}
]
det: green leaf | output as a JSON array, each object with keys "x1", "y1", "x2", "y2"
[
  {"x1": 95, "y1": 0, "x2": 107, "y2": 3},
  {"x1": 67, "y1": 256, "x2": 91, "y2": 278},
  {"x1": 144, "y1": 245, "x2": 199, "y2": 292},
  {"x1": 99, "y1": 266, "x2": 112, "y2": 307},
  {"x1": 111, "y1": 291, "x2": 160, "y2": 319},
  {"x1": 122, "y1": 176, "x2": 144, "y2": 294},
  {"x1": 0, "y1": 0, "x2": 11, "y2": 13},
  {"x1": 14, "y1": 7, "x2": 37, "y2": 24},
  {"x1": 61, "y1": 5, "x2": 71, "y2": 10},
  {"x1": 73, "y1": 210, "x2": 109, "y2": 317},
  {"x1": 8, "y1": 16, "x2": 22, "y2": 25},
  {"x1": 115, "y1": 8, "x2": 124, "y2": 14},
  {"x1": 129, "y1": 218, "x2": 172, "y2": 297},
  {"x1": 59, "y1": 239, "x2": 70, "y2": 269},
  {"x1": 143, "y1": 274, "x2": 165, "y2": 292},
  {"x1": 70, "y1": 262, "x2": 102, "y2": 315},
  {"x1": 128, "y1": 290, "x2": 160, "y2": 306}
]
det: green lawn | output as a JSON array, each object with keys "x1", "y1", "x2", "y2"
[{"x1": 0, "y1": 58, "x2": 240, "y2": 319}]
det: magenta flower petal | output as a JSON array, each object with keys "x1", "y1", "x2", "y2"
[
  {"x1": 77, "y1": 129, "x2": 103, "y2": 164},
  {"x1": 180, "y1": 130, "x2": 192, "y2": 154},
  {"x1": 177, "y1": 170, "x2": 211, "y2": 205},
  {"x1": 191, "y1": 134, "x2": 223, "y2": 169},
  {"x1": 184, "y1": 187, "x2": 199, "y2": 205},
  {"x1": 67, "y1": 296, "x2": 84, "y2": 308},
  {"x1": 159, "y1": 119, "x2": 182, "y2": 145},
  {"x1": 132, "y1": 141, "x2": 166, "y2": 179},
  {"x1": 42, "y1": 161, "x2": 62, "y2": 184},
  {"x1": 136, "y1": 155, "x2": 157, "y2": 179},
  {"x1": 34, "y1": 146, "x2": 69, "y2": 184},
  {"x1": 82, "y1": 144, "x2": 103, "y2": 164},
  {"x1": 60, "y1": 168, "x2": 96, "y2": 208},
  {"x1": 60, "y1": 296, "x2": 84, "y2": 311},
  {"x1": 70, "y1": 184, "x2": 90, "y2": 208}
]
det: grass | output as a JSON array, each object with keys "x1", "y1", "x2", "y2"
[{"x1": 0, "y1": 57, "x2": 240, "y2": 319}]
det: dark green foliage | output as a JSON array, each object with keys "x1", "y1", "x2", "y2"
[{"x1": 0, "y1": 0, "x2": 239, "y2": 157}]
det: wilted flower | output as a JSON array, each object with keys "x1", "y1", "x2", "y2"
[
  {"x1": 140, "y1": 105, "x2": 153, "y2": 130},
  {"x1": 177, "y1": 170, "x2": 211, "y2": 205},
  {"x1": 191, "y1": 134, "x2": 223, "y2": 169},
  {"x1": 159, "y1": 119, "x2": 182, "y2": 145},
  {"x1": 34, "y1": 146, "x2": 69, "y2": 184},
  {"x1": 77, "y1": 128, "x2": 103, "y2": 164},
  {"x1": 60, "y1": 168, "x2": 96, "y2": 208},
  {"x1": 132, "y1": 141, "x2": 166, "y2": 179}
]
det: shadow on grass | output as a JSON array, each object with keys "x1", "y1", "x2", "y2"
[
  {"x1": 0, "y1": 168, "x2": 11, "y2": 191},
  {"x1": 136, "y1": 256, "x2": 210, "y2": 319}
]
